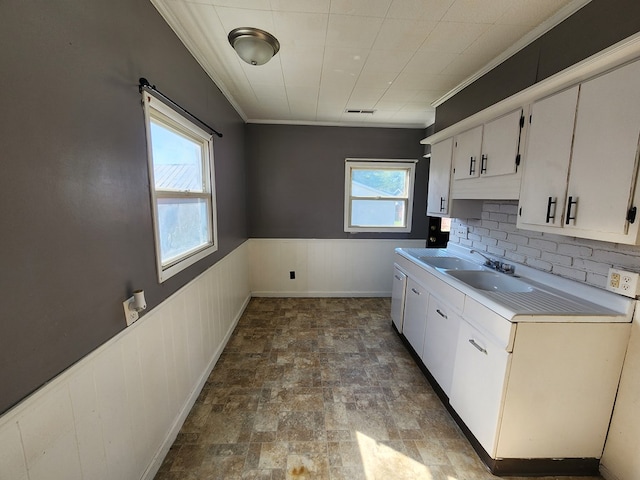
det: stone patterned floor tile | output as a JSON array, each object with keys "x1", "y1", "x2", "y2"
[{"x1": 154, "y1": 297, "x2": 602, "y2": 480}]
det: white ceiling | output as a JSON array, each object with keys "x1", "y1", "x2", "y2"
[{"x1": 151, "y1": 0, "x2": 590, "y2": 129}]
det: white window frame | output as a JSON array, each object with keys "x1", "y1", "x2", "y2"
[
  {"x1": 142, "y1": 92, "x2": 218, "y2": 282},
  {"x1": 344, "y1": 158, "x2": 417, "y2": 233}
]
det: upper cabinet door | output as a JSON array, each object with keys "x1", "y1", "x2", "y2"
[
  {"x1": 518, "y1": 86, "x2": 579, "y2": 228},
  {"x1": 564, "y1": 59, "x2": 640, "y2": 237},
  {"x1": 480, "y1": 109, "x2": 522, "y2": 178},
  {"x1": 452, "y1": 125, "x2": 483, "y2": 181},
  {"x1": 427, "y1": 138, "x2": 454, "y2": 216}
]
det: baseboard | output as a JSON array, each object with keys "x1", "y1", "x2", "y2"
[
  {"x1": 141, "y1": 293, "x2": 251, "y2": 480},
  {"x1": 251, "y1": 291, "x2": 391, "y2": 297}
]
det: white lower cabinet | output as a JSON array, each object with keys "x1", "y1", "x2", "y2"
[
  {"x1": 449, "y1": 318, "x2": 511, "y2": 456},
  {"x1": 423, "y1": 296, "x2": 460, "y2": 397},
  {"x1": 402, "y1": 278, "x2": 429, "y2": 357},
  {"x1": 393, "y1": 251, "x2": 632, "y2": 474},
  {"x1": 390, "y1": 265, "x2": 407, "y2": 332}
]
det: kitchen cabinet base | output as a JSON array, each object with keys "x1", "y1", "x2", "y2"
[
  {"x1": 393, "y1": 323, "x2": 603, "y2": 477},
  {"x1": 444, "y1": 383, "x2": 601, "y2": 477}
]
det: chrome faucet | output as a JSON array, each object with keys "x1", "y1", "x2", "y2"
[
  {"x1": 470, "y1": 249, "x2": 514, "y2": 274},
  {"x1": 470, "y1": 249, "x2": 500, "y2": 268}
]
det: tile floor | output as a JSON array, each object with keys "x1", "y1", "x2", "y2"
[{"x1": 154, "y1": 297, "x2": 603, "y2": 480}]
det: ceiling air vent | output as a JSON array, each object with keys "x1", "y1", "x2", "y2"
[{"x1": 345, "y1": 109, "x2": 376, "y2": 114}]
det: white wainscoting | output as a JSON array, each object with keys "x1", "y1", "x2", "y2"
[
  {"x1": 249, "y1": 238, "x2": 426, "y2": 297},
  {"x1": 0, "y1": 241, "x2": 250, "y2": 480}
]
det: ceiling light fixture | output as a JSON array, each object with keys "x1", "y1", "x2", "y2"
[{"x1": 228, "y1": 27, "x2": 280, "y2": 66}]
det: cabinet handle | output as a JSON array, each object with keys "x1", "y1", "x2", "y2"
[
  {"x1": 545, "y1": 196, "x2": 556, "y2": 223},
  {"x1": 480, "y1": 154, "x2": 487, "y2": 174},
  {"x1": 411, "y1": 288, "x2": 421, "y2": 295},
  {"x1": 565, "y1": 196, "x2": 578, "y2": 225},
  {"x1": 468, "y1": 339, "x2": 487, "y2": 354},
  {"x1": 440, "y1": 196, "x2": 446, "y2": 212},
  {"x1": 469, "y1": 156, "x2": 476, "y2": 175},
  {"x1": 436, "y1": 309, "x2": 447, "y2": 319},
  {"x1": 394, "y1": 274, "x2": 402, "y2": 280}
]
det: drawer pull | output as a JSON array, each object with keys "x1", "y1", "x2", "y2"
[
  {"x1": 436, "y1": 309, "x2": 447, "y2": 319},
  {"x1": 411, "y1": 288, "x2": 421, "y2": 295},
  {"x1": 469, "y1": 339, "x2": 487, "y2": 354}
]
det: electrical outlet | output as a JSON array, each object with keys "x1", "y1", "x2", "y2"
[
  {"x1": 456, "y1": 226, "x2": 468, "y2": 237},
  {"x1": 606, "y1": 268, "x2": 640, "y2": 298},
  {"x1": 123, "y1": 297, "x2": 139, "y2": 326},
  {"x1": 290, "y1": 271, "x2": 295, "y2": 280}
]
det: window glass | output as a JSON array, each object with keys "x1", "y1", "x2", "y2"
[
  {"x1": 344, "y1": 160, "x2": 416, "y2": 233},
  {"x1": 150, "y1": 120, "x2": 204, "y2": 192},
  {"x1": 143, "y1": 94, "x2": 218, "y2": 282}
]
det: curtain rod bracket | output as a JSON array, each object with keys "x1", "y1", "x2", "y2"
[{"x1": 138, "y1": 77, "x2": 223, "y2": 138}]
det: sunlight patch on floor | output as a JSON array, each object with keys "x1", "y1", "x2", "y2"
[{"x1": 356, "y1": 430, "x2": 458, "y2": 480}]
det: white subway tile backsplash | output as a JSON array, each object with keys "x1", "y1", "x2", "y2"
[
  {"x1": 497, "y1": 240, "x2": 517, "y2": 251},
  {"x1": 525, "y1": 258, "x2": 553, "y2": 272},
  {"x1": 558, "y1": 243, "x2": 593, "y2": 257},
  {"x1": 552, "y1": 264, "x2": 588, "y2": 282},
  {"x1": 529, "y1": 238, "x2": 558, "y2": 252},
  {"x1": 500, "y1": 203, "x2": 519, "y2": 214},
  {"x1": 541, "y1": 252, "x2": 572, "y2": 266},
  {"x1": 507, "y1": 233, "x2": 530, "y2": 245},
  {"x1": 456, "y1": 201, "x2": 640, "y2": 290}
]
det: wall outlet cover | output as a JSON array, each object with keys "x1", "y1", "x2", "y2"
[
  {"x1": 123, "y1": 297, "x2": 139, "y2": 326},
  {"x1": 606, "y1": 268, "x2": 640, "y2": 298}
]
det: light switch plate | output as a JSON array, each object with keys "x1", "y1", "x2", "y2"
[{"x1": 606, "y1": 268, "x2": 640, "y2": 298}]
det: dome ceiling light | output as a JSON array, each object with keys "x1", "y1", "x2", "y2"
[{"x1": 228, "y1": 27, "x2": 280, "y2": 66}]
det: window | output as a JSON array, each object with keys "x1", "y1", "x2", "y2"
[
  {"x1": 344, "y1": 159, "x2": 417, "y2": 233},
  {"x1": 142, "y1": 93, "x2": 218, "y2": 282}
]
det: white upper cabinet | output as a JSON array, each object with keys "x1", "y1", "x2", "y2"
[
  {"x1": 480, "y1": 109, "x2": 523, "y2": 178},
  {"x1": 518, "y1": 86, "x2": 579, "y2": 228},
  {"x1": 453, "y1": 125, "x2": 483, "y2": 181},
  {"x1": 427, "y1": 138, "x2": 454, "y2": 215},
  {"x1": 451, "y1": 109, "x2": 525, "y2": 199},
  {"x1": 564, "y1": 59, "x2": 640, "y2": 238},
  {"x1": 426, "y1": 138, "x2": 483, "y2": 218},
  {"x1": 518, "y1": 59, "x2": 640, "y2": 243}
]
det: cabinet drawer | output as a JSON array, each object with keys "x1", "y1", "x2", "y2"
[
  {"x1": 423, "y1": 272, "x2": 465, "y2": 312},
  {"x1": 463, "y1": 297, "x2": 515, "y2": 351}
]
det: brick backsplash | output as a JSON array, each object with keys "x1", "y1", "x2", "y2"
[{"x1": 449, "y1": 201, "x2": 640, "y2": 290}]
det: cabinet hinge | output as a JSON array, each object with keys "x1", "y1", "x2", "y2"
[
  {"x1": 519, "y1": 115, "x2": 525, "y2": 128},
  {"x1": 627, "y1": 206, "x2": 637, "y2": 224},
  {"x1": 515, "y1": 154, "x2": 521, "y2": 166}
]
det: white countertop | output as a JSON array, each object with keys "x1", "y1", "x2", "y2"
[{"x1": 396, "y1": 245, "x2": 635, "y2": 323}]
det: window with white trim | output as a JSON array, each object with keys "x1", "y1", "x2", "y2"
[
  {"x1": 142, "y1": 93, "x2": 218, "y2": 282},
  {"x1": 344, "y1": 159, "x2": 417, "y2": 233}
]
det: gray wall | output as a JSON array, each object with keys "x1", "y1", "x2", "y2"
[
  {"x1": 435, "y1": 0, "x2": 640, "y2": 131},
  {"x1": 246, "y1": 124, "x2": 428, "y2": 239},
  {"x1": 0, "y1": 0, "x2": 247, "y2": 414}
]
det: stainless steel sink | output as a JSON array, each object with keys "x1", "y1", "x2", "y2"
[
  {"x1": 418, "y1": 256, "x2": 486, "y2": 271},
  {"x1": 446, "y1": 270, "x2": 535, "y2": 293}
]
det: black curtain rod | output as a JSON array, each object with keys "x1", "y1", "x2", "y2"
[{"x1": 139, "y1": 78, "x2": 223, "y2": 138}]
